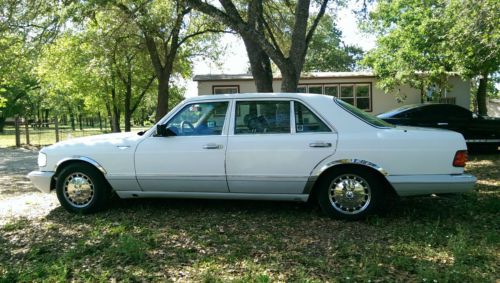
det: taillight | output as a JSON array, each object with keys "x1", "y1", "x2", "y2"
[{"x1": 453, "y1": 150, "x2": 468, "y2": 167}]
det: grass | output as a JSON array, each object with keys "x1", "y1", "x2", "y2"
[
  {"x1": 0, "y1": 125, "x2": 148, "y2": 147},
  {"x1": 0, "y1": 154, "x2": 498, "y2": 282}
]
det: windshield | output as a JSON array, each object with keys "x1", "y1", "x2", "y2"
[{"x1": 336, "y1": 99, "x2": 394, "y2": 128}]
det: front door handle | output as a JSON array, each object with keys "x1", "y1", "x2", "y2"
[
  {"x1": 437, "y1": 122, "x2": 448, "y2": 126},
  {"x1": 309, "y1": 142, "x2": 332, "y2": 148},
  {"x1": 203, "y1": 143, "x2": 222, "y2": 149}
]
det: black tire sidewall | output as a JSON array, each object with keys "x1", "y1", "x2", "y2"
[
  {"x1": 317, "y1": 168, "x2": 384, "y2": 220},
  {"x1": 56, "y1": 163, "x2": 109, "y2": 214}
]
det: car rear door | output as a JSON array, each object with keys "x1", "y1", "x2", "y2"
[{"x1": 225, "y1": 98, "x2": 338, "y2": 194}]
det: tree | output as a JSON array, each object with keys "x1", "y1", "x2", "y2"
[
  {"x1": 114, "y1": 0, "x2": 223, "y2": 121},
  {"x1": 445, "y1": 0, "x2": 499, "y2": 115},
  {"x1": 303, "y1": 14, "x2": 364, "y2": 72},
  {"x1": 187, "y1": 0, "x2": 330, "y2": 92},
  {"x1": 363, "y1": 0, "x2": 499, "y2": 113},
  {"x1": 362, "y1": 0, "x2": 453, "y2": 101}
]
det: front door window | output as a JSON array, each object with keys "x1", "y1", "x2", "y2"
[{"x1": 165, "y1": 102, "x2": 229, "y2": 136}]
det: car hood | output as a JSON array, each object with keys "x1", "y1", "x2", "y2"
[{"x1": 42, "y1": 132, "x2": 143, "y2": 153}]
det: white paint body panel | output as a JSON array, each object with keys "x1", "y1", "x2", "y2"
[
  {"x1": 226, "y1": 133, "x2": 336, "y2": 193},
  {"x1": 28, "y1": 93, "x2": 475, "y2": 199},
  {"x1": 134, "y1": 135, "x2": 228, "y2": 192}
]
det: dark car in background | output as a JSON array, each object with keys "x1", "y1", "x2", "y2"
[{"x1": 377, "y1": 103, "x2": 500, "y2": 152}]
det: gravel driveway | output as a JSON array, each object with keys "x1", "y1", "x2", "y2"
[{"x1": 0, "y1": 147, "x2": 59, "y2": 225}]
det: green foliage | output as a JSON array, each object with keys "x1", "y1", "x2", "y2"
[
  {"x1": 363, "y1": 0, "x2": 499, "y2": 102},
  {"x1": 303, "y1": 14, "x2": 364, "y2": 72}
]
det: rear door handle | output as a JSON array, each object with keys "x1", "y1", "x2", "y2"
[
  {"x1": 437, "y1": 122, "x2": 448, "y2": 126},
  {"x1": 309, "y1": 142, "x2": 332, "y2": 148},
  {"x1": 203, "y1": 143, "x2": 222, "y2": 149}
]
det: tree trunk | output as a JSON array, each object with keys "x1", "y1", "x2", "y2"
[
  {"x1": 124, "y1": 69, "x2": 133, "y2": 132},
  {"x1": 105, "y1": 102, "x2": 113, "y2": 131},
  {"x1": 70, "y1": 113, "x2": 75, "y2": 131},
  {"x1": 280, "y1": 66, "x2": 299, "y2": 92},
  {"x1": 111, "y1": 87, "x2": 121, "y2": 133},
  {"x1": 476, "y1": 72, "x2": 488, "y2": 116},
  {"x1": 78, "y1": 114, "x2": 83, "y2": 130},
  {"x1": 243, "y1": 38, "x2": 274, "y2": 92},
  {"x1": 44, "y1": 109, "x2": 49, "y2": 127},
  {"x1": 0, "y1": 116, "x2": 5, "y2": 132},
  {"x1": 112, "y1": 107, "x2": 121, "y2": 133},
  {"x1": 155, "y1": 72, "x2": 170, "y2": 122},
  {"x1": 98, "y1": 112, "x2": 103, "y2": 130}
]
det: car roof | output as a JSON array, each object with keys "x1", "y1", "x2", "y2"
[{"x1": 187, "y1": 92, "x2": 332, "y2": 101}]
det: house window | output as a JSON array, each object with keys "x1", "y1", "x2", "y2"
[
  {"x1": 297, "y1": 85, "x2": 307, "y2": 93},
  {"x1": 340, "y1": 85, "x2": 355, "y2": 106},
  {"x1": 337, "y1": 84, "x2": 372, "y2": 111},
  {"x1": 308, "y1": 85, "x2": 323, "y2": 94},
  {"x1": 355, "y1": 84, "x2": 370, "y2": 111},
  {"x1": 213, "y1": 85, "x2": 239, "y2": 94},
  {"x1": 324, "y1": 85, "x2": 338, "y2": 97}
]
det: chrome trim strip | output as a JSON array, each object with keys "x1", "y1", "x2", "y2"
[
  {"x1": 315, "y1": 159, "x2": 388, "y2": 177},
  {"x1": 115, "y1": 191, "x2": 309, "y2": 202},
  {"x1": 55, "y1": 156, "x2": 107, "y2": 175},
  {"x1": 465, "y1": 139, "x2": 500, "y2": 143}
]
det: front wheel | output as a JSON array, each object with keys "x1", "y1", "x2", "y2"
[
  {"x1": 56, "y1": 163, "x2": 110, "y2": 214},
  {"x1": 317, "y1": 168, "x2": 384, "y2": 220}
]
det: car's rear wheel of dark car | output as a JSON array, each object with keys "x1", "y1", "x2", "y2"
[
  {"x1": 317, "y1": 167, "x2": 384, "y2": 220},
  {"x1": 56, "y1": 163, "x2": 110, "y2": 214}
]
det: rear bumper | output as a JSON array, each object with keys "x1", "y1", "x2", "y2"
[
  {"x1": 387, "y1": 174, "x2": 476, "y2": 197},
  {"x1": 27, "y1": 171, "x2": 54, "y2": 193}
]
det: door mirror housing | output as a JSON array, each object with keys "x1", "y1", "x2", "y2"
[
  {"x1": 156, "y1": 124, "x2": 178, "y2": 137},
  {"x1": 156, "y1": 124, "x2": 167, "y2": 137}
]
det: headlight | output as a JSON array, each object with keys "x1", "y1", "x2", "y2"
[{"x1": 37, "y1": 152, "x2": 47, "y2": 167}]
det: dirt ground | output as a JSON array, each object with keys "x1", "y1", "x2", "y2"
[{"x1": 0, "y1": 147, "x2": 59, "y2": 225}]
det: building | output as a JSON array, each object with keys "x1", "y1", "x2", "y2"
[{"x1": 193, "y1": 72, "x2": 471, "y2": 115}]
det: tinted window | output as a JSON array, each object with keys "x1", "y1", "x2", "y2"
[
  {"x1": 235, "y1": 101, "x2": 290, "y2": 134},
  {"x1": 165, "y1": 101, "x2": 228, "y2": 136},
  {"x1": 294, "y1": 102, "x2": 331, "y2": 133}
]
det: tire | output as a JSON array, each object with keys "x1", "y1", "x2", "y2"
[
  {"x1": 56, "y1": 163, "x2": 110, "y2": 214},
  {"x1": 317, "y1": 168, "x2": 384, "y2": 220}
]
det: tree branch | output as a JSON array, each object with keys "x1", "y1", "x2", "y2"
[{"x1": 131, "y1": 75, "x2": 156, "y2": 113}]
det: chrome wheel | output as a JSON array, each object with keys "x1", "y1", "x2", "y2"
[
  {"x1": 328, "y1": 174, "x2": 371, "y2": 214},
  {"x1": 63, "y1": 172, "x2": 95, "y2": 207}
]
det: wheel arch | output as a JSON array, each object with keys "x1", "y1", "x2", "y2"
[
  {"x1": 306, "y1": 160, "x2": 397, "y2": 202},
  {"x1": 50, "y1": 157, "x2": 108, "y2": 192}
]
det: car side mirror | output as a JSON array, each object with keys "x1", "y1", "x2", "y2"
[
  {"x1": 156, "y1": 124, "x2": 168, "y2": 137},
  {"x1": 156, "y1": 124, "x2": 177, "y2": 137}
]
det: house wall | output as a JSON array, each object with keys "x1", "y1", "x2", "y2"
[
  {"x1": 487, "y1": 99, "x2": 500, "y2": 117},
  {"x1": 196, "y1": 75, "x2": 470, "y2": 115}
]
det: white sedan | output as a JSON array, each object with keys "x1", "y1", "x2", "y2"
[{"x1": 28, "y1": 93, "x2": 476, "y2": 220}]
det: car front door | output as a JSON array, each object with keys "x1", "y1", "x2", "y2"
[
  {"x1": 225, "y1": 99, "x2": 338, "y2": 194},
  {"x1": 134, "y1": 100, "x2": 230, "y2": 192}
]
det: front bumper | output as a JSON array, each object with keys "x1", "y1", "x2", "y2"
[
  {"x1": 387, "y1": 174, "x2": 476, "y2": 197},
  {"x1": 27, "y1": 171, "x2": 55, "y2": 193}
]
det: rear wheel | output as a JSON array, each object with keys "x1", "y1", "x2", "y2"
[
  {"x1": 317, "y1": 168, "x2": 384, "y2": 220},
  {"x1": 56, "y1": 163, "x2": 110, "y2": 214}
]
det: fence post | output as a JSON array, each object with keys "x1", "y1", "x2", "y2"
[
  {"x1": 15, "y1": 115, "x2": 21, "y2": 147},
  {"x1": 24, "y1": 117, "x2": 30, "y2": 145},
  {"x1": 55, "y1": 115, "x2": 60, "y2": 142}
]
